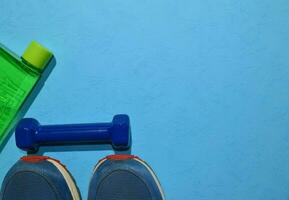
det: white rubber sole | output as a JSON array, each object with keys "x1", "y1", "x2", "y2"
[{"x1": 47, "y1": 159, "x2": 81, "y2": 200}]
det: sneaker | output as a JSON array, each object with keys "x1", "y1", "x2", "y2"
[
  {"x1": 0, "y1": 156, "x2": 81, "y2": 200},
  {"x1": 88, "y1": 155, "x2": 165, "y2": 200}
]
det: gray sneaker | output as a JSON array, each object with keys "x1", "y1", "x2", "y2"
[
  {"x1": 88, "y1": 155, "x2": 165, "y2": 200},
  {"x1": 0, "y1": 156, "x2": 81, "y2": 200}
]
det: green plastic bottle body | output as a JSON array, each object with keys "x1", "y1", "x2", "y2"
[{"x1": 0, "y1": 46, "x2": 39, "y2": 145}]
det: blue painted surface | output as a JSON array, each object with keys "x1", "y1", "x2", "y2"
[{"x1": 0, "y1": 0, "x2": 289, "y2": 199}]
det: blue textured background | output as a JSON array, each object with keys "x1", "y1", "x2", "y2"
[{"x1": 1, "y1": 0, "x2": 289, "y2": 199}]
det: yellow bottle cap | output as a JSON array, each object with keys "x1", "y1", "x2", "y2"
[{"x1": 22, "y1": 41, "x2": 53, "y2": 70}]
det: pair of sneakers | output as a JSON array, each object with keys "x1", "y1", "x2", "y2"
[{"x1": 1, "y1": 155, "x2": 165, "y2": 200}]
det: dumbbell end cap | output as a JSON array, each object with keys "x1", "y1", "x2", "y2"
[
  {"x1": 15, "y1": 118, "x2": 40, "y2": 152},
  {"x1": 111, "y1": 114, "x2": 131, "y2": 150}
]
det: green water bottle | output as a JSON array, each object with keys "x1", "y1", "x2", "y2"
[{"x1": 0, "y1": 41, "x2": 54, "y2": 147}]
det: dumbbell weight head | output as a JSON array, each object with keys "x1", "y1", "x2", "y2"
[
  {"x1": 111, "y1": 115, "x2": 131, "y2": 149},
  {"x1": 15, "y1": 118, "x2": 40, "y2": 152}
]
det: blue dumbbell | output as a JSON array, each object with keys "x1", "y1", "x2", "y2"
[{"x1": 15, "y1": 114, "x2": 131, "y2": 152}]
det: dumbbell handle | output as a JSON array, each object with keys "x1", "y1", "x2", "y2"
[{"x1": 37, "y1": 123, "x2": 112, "y2": 144}]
